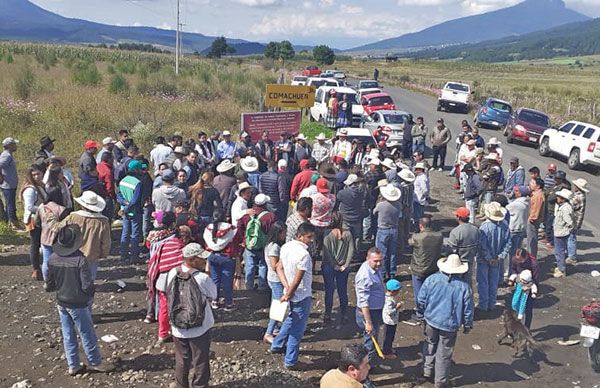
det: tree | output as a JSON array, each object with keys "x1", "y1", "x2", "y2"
[
  {"x1": 207, "y1": 36, "x2": 235, "y2": 58},
  {"x1": 277, "y1": 40, "x2": 295, "y2": 61},
  {"x1": 312, "y1": 45, "x2": 335, "y2": 65},
  {"x1": 264, "y1": 41, "x2": 279, "y2": 59}
]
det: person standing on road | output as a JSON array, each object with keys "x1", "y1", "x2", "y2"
[
  {"x1": 505, "y1": 186, "x2": 530, "y2": 278},
  {"x1": 417, "y1": 254, "x2": 473, "y2": 388},
  {"x1": 552, "y1": 189, "x2": 575, "y2": 278},
  {"x1": 402, "y1": 115, "x2": 414, "y2": 160},
  {"x1": 447, "y1": 207, "x2": 479, "y2": 286},
  {"x1": 331, "y1": 129, "x2": 352, "y2": 163},
  {"x1": 508, "y1": 248, "x2": 539, "y2": 329},
  {"x1": 544, "y1": 170, "x2": 571, "y2": 245},
  {"x1": 409, "y1": 216, "x2": 443, "y2": 307},
  {"x1": 152, "y1": 169, "x2": 186, "y2": 213},
  {"x1": 364, "y1": 159, "x2": 385, "y2": 241},
  {"x1": 411, "y1": 116, "x2": 428, "y2": 155},
  {"x1": 373, "y1": 68, "x2": 379, "y2": 81},
  {"x1": 263, "y1": 221, "x2": 288, "y2": 344},
  {"x1": 462, "y1": 163, "x2": 481, "y2": 223},
  {"x1": 471, "y1": 127, "x2": 485, "y2": 149},
  {"x1": 195, "y1": 132, "x2": 216, "y2": 172},
  {"x1": 543, "y1": 163, "x2": 557, "y2": 192},
  {"x1": 117, "y1": 160, "x2": 145, "y2": 263},
  {"x1": 429, "y1": 118, "x2": 452, "y2": 172},
  {"x1": 78, "y1": 140, "x2": 99, "y2": 192},
  {"x1": 398, "y1": 169, "x2": 415, "y2": 249},
  {"x1": 312, "y1": 133, "x2": 331, "y2": 164},
  {"x1": 374, "y1": 184, "x2": 402, "y2": 280},
  {"x1": 504, "y1": 157, "x2": 525, "y2": 198},
  {"x1": 290, "y1": 159, "x2": 317, "y2": 202},
  {"x1": 286, "y1": 197, "x2": 313, "y2": 242},
  {"x1": 336, "y1": 174, "x2": 366, "y2": 249},
  {"x1": 567, "y1": 178, "x2": 588, "y2": 265},
  {"x1": 413, "y1": 162, "x2": 429, "y2": 232},
  {"x1": 527, "y1": 177, "x2": 545, "y2": 258}
]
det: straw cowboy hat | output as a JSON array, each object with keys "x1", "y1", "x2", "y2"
[
  {"x1": 437, "y1": 254, "x2": 469, "y2": 275},
  {"x1": 236, "y1": 182, "x2": 253, "y2": 196},
  {"x1": 338, "y1": 128, "x2": 348, "y2": 136},
  {"x1": 216, "y1": 160, "x2": 236, "y2": 173},
  {"x1": 75, "y1": 191, "x2": 106, "y2": 213},
  {"x1": 484, "y1": 202, "x2": 507, "y2": 222},
  {"x1": 380, "y1": 184, "x2": 401, "y2": 202},
  {"x1": 316, "y1": 133, "x2": 327, "y2": 141},
  {"x1": 240, "y1": 156, "x2": 259, "y2": 172},
  {"x1": 377, "y1": 179, "x2": 389, "y2": 188},
  {"x1": 398, "y1": 169, "x2": 415, "y2": 183},
  {"x1": 572, "y1": 178, "x2": 589, "y2": 193},
  {"x1": 487, "y1": 137, "x2": 501, "y2": 146},
  {"x1": 297, "y1": 134, "x2": 307, "y2": 141},
  {"x1": 414, "y1": 162, "x2": 427, "y2": 170},
  {"x1": 556, "y1": 188, "x2": 573, "y2": 200},
  {"x1": 381, "y1": 158, "x2": 396, "y2": 170},
  {"x1": 52, "y1": 224, "x2": 84, "y2": 257}
]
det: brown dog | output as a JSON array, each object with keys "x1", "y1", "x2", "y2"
[{"x1": 497, "y1": 308, "x2": 545, "y2": 358}]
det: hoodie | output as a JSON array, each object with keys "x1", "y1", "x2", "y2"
[{"x1": 152, "y1": 185, "x2": 186, "y2": 212}]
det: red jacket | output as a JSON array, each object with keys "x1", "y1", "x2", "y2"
[
  {"x1": 290, "y1": 169, "x2": 315, "y2": 201},
  {"x1": 237, "y1": 205, "x2": 276, "y2": 243},
  {"x1": 97, "y1": 161, "x2": 115, "y2": 199}
]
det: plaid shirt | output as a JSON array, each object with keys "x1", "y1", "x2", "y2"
[{"x1": 311, "y1": 142, "x2": 331, "y2": 163}]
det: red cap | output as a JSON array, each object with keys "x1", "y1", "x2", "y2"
[
  {"x1": 453, "y1": 207, "x2": 470, "y2": 218},
  {"x1": 299, "y1": 159, "x2": 310, "y2": 170},
  {"x1": 316, "y1": 178, "x2": 329, "y2": 194},
  {"x1": 332, "y1": 155, "x2": 343, "y2": 164},
  {"x1": 548, "y1": 163, "x2": 557, "y2": 171},
  {"x1": 84, "y1": 140, "x2": 99, "y2": 150}
]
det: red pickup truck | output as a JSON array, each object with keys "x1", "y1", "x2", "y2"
[{"x1": 302, "y1": 65, "x2": 321, "y2": 77}]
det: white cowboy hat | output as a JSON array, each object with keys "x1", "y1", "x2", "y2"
[
  {"x1": 398, "y1": 169, "x2": 415, "y2": 183},
  {"x1": 437, "y1": 254, "x2": 469, "y2": 274},
  {"x1": 484, "y1": 202, "x2": 507, "y2": 222},
  {"x1": 222, "y1": 130, "x2": 232, "y2": 136},
  {"x1": 235, "y1": 181, "x2": 252, "y2": 196},
  {"x1": 339, "y1": 128, "x2": 348, "y2": 136},
  {"x1": 368, "y1": 158, "x2": 381, "y2": 166},
  {"x1": 572, "y1": 178, "x2": 589, "y2": 193},
  {"x1": 75, "y1": 191, "x2": 106, "y2": 213},
  {"x1": 254, "y1": 193, "x2": 271, "y2": 206},
  {"x1": 484, "y1": 154, "x2": 498, "y2": 160},
  {"x1": 174, "y1": 146, "x2": 186, "y2": 155},
  {"x1": 487, "y1": 137, "x2": 501, "y2": 146},
  {"x1": 377, "y1": 179, "x2": 389, "y2": 188},
  {"x1": 368, "y1": 149, "x2": 380, "y2": 159},
  {"x1": 556, "y1": 188, "x2": 573, "y2": 200},
  {"x1": 414, "y1": 162, "x2": 427, "y2": 170},
  {"x1": 381, "y1": 158, "x2": 396, "y2": 170},
  {"x1": 344, "y1": 174, "x2": 358, "y2": 186},
  {"x1": 216, "y1": 159, "x2": 236, "y2": 173},
  {"x1": 396, "y1": 160, "x2": 409, "y2": 170},
  {"x1": 240, "y1": 156, "x2": 259, "y2": 172},
  {"x1": 297, "y1": 134, "x2": 307, "y2": 141},
  {"x1": 316, "y1": 133, "x2": 327, "y2": 141},
  {"x1": 380, "y1": 184, "x2": 401, "y2": 202}
]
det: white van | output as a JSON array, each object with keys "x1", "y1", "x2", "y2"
[{"x1": 309, "y1": 86, "x2": 364, "y2": 128}]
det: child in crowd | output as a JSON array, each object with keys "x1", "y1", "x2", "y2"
[
  {"x1": 382, "y1": 279, "x2": 402, "y2": 359},
  {"x1": 510, "y1": 269, "x2": 538, "y2": 324}
]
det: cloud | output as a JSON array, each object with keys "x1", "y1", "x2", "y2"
[
  {"x1": 233, "y1": 0, "x2": 281, "y2": 6},
  {"x1": 340, "y1": 4, "x2": 362, "y2": 14}
]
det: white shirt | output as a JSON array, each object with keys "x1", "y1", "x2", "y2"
[
  {"x1": 166, "y1": 264, "x2": 217, "y2": 339},
  {"x1": 280, "y1": 240, "x2": 312, "y2": 302},
  {"x1": 414, "y1": 173, "x2": 429, "y2": 205},
  {"x1": 150, "y1": 144, "x2": 174, "y2": 174},
  {"x1": 265, "y1": 242, "x2": 281, "y2": 283},
  {"x1": 458, "y1": 145, "x2": 476, "y2": 167},
  {"x1": 330, "y1": 140, "x2": 352, "y2": 162},
  {"x1": 230, "y1": 196, "x2": 248, "y2": 226}
]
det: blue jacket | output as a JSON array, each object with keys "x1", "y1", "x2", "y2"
[
  {"x1": 259, "y1": 170, "x2": 281, "y2": 205},
  {"x1": 417, "y1": 271, "x2": 474, "y2": 332},
  {"x1": 504, "y1": 166, "x2": 525, "y2": 194},
  {"x1": 478, "y1": 220, "x2": 511, "y2": 262}
]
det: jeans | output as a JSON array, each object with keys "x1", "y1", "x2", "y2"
[
  {"x1": 266, "y1": 281, "x2": 284, "y2": 336},
  {"x1": 412, "y1": 143, "x2": 425, "y2": 155},
  {"x1": 321, "y1": 263, "x2": 350, "y2": 318},
  {"x1": 41, "y1": 244, "x2": 53, "y2": 280},
  {"x1": 554, "y1": 235, "x2": 568, "y2": 272},
  {"x1": 544, "y1": 212, "x2": 555, "y2": 242},
  {"x1": 57, "y1": 305, "x2": 102, "y2": 369},
  {"x1": 356, "y1": 308, "x2": 383, "y2": 365},
  {"x1": 412, "y1": 275, "x2": 426, "y2": 307},
  {"x1": 1, "y1": 188, "x2": 17, "y2": 222},
  {"x1": 120, "y1": 213, "x2": 142, "y2": 261},
  {"x1": 383, "y1": 324, "x2": 397, "y2": 354},
  {"x1": 482, "y1": 191, "x2": 494, "y2": 206},
  {"x1": 506, "y1": 232, "x2": 525, "y2": 277},
  {"x1": 363, "y1": 210, "x2": 377, "y2": 240},
  {"x1": 431, "y1": 145, "x2": 447, "y2": 169},
  {"x1": 476, "y1": 260, "x2": 500, "y2": 310},
  {"x1": 143, "y1": 204, "x2": 154, "y2": 238},
  {"x1": 567, "y1": 230, "x2": 578, "y2": 260},
  {"x1": 173, "y1": 331, "x2": 211, "y2": 388},
  {"x1": 423, "y1": 322, "x2": 457, "y2": 385},
  {"x1": 526, "y1": 222, "x2": 539, "y2": 259},
  {"x1": 243, "y1": 248, "x2": 267, "y2": 291},
  {"x1": 208, "y1": 253, "x2": 235, "y2": 306},
  {"x1": 413, "y1": 202, "x2": 425, "y2": 232},
  {"x1": 376, "y1": 228, "x2": 398, "y2": 277},
  {"x1": 402, "y1": 139, "x2": 412, "y2": 160},
  {"x1": 29, "y1": 227, "x2": 42, "y2": 272},
  {"x1": 344, "y1": 220, "x2": 363, "y2": 253},
  {"x1": 465, "y1": 198, "x2": 478, "y2": 224},
  {"x1": 271, "y1": 296, "x2": 312, "y2": 367}
]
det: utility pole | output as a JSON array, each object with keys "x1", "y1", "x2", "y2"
[{"x1": 175, "y1": 0, "x2": 180, "y2": 75}]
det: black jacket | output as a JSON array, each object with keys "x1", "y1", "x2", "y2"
[
  {"x1": 45, "y1": 250, "x2": 94, "y2": 309},
  {"x1": 259, "y1": 170, "x2": 282, "y2": 204}
]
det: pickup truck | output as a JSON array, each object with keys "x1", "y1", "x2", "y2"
[
  {"x1": 310, "y1": 86, "x2": 364, "y2": 128},
  {"x1": 437, "y1": 82, "x2": 472, "y2": 113},
  {"x1": 303, "y1": 65, "x2": 321, "y2": 77}
]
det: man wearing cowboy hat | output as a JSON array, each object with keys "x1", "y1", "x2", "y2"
[
  {"x1": 544, "y1": 170, "x2": 571, "y2": 244},
  {"x1": 477, "y1": 202, "x2": 511, "y2": 312},
  {"x1": 35, "y1": 135, "x2": 56, "y2": 172},
  {"x1": 45, "y1": 224, "x2": 116, "y2": 376},
  {"x1": 311, "y1": 133, "x2": 331, "y2": 164},
  {"x1": 293, "y1": 133, "x2": 312, "y2": 167},
  {"x1": 505, "y1": 186, "x2": 530, "y2": 277},
  {"x1": 240, "y1": 155, "x2": 261, "y2": 188},
  {"x1": 96, "y1": 137, "x2": 117, "y2": 164},
  {"x1": 331, "y1": 128, "x2": 352, "y2": 163},
  {"x1": 553, "y1": 189, "x2": 575, "y2": 278},
  {"x1": 336, "y1": 174, "x2": 367, "y2": 247},
  {"x1": 398, "y1": 168, "x2": 415, "y2": 248},
  {"x1": 217, "y1": 130, "x2": 237, "y2": 161},
  {"x1": 374, "y1": 184, "x2": 402, "y2": 280},
  {"x1": 566, "y1": 178, "x2": 588, "y2": 265},
  {"x1": 213, "y1": 159, "x2": 237, "y2": 208},
  {"x1": 486, "y1": 137, "x2": 503, "y2": 164},
  {"x1": 480, "y1": 154, "x2": 503, "y2": 209},
  {"x1": 381, "y1": 158, "x2": 401, "y2": 188},
  {"x1": 413, "y1": 162, "x2": 429, "y2": 233},
  {"x1": 429, "y1": 118, "x2": 451, "y2": 172},
  {"x1": 417, "y1": 253, "x2": 473, "y2": 387}
]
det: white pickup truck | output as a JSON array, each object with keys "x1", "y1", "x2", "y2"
[{"x1": 437, "y1": 82, "x2": 472, "y2": 113}]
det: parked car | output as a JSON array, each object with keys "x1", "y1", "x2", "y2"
[
  {"x1": 357, "y1": 88, "x2": 382, "y2": 102},
  {"x1": 474, "y1": 97, "x2": 513, "y2": 129},
  {"x1": 360, "y1": 92, "x2": 396, "y2": 115},
  {"x1": 303, "y1": 65, "x2": 321, "y2": 77},
  {"x1": 332, "y1": 71, "x2": 346, "y2": 79},
  {"x1": 357, "y1": 80, "x2": 380, "y2": 90},
  {"x1": 437, "y1": 82, "x2": 472, "y2": 113},
  {"x1": 538, "y1": 120, "x2": 600, "y2": 169},
  {"x1": 291, "y1": 76, "x2": 308, "y2": 86},
  {"x1": 306, "y1": 77, "x2": 345, "y2": 89},
  {"x1": 310, "y1": 86, "x2": 364, "y2": 128},
  {"x1": 336, "y1": 127, "x2": 375, "y2": 145},
  {"x1": 504, "y1": 108, "x2": 550, "y2": 146},
  {"x1": 361, "y1": 110, "x2": 411, "y2": 149}
]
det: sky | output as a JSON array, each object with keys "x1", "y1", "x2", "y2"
[{"x1": 31, "y1": 0, "x2": 600, "y2": 49}]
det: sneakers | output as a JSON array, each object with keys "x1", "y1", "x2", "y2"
[
  {"x1": 211, "y1": 301, "x2": 220, "y2": 310},
  {"x1": 156, "y1": 335, "x2": 172, "y2": 345},
  {"x1": 565, "y1": 257, "x2": 577, "y2": 265},
  {"x1": 438, "y1": 168, "x2": 444, "y2": 172},
  {"x1": 224, "y1": 304, "x2": 236, "y2": 312},
  {"x1": 553, "y1": 268, "x2": 566, "y2": 278},
  {"x1": 88, "y1": 362, "x2": 116, "y2": 373},
  {"x1": 68, "y1": 365, "x2": 86, "y2": 376},
  {"x1": 143, "y1": 316, "x2": 155, "y2": 324},
  {"x1": 429, "y1": 167, "x2": 435, "y2": 172}
]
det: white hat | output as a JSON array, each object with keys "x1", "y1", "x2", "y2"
[
  {"x1": 339, "y1": 128, "x2": 348, "y2": 136},
  {"x1": 240, "y1": 156, "x2": 259, "y2": 172},
  {"x1": 277, "y1": 159, "x2": 288, "y2": 169},
  {"x1": 316, "y1": 133, "x2": 327, "y2": 141},
  {"x1": 572, "y1": 178, "x2": 589, "y2": 193},
  {"x1": 222, "y1": 130, "x2": 232, "y2": 136},
  {"x1": 368, "y1": 149, "x2": 380, "y2": 159},
  {"x1": 556, "y1": 188, "x2": 573, "y2": 200},
  {"x1": 2, "y1": 137, "x2": 19, "y2": 147},
  {"x1": 466, "y1": 139, "x2": 476, "y2": 146},
  {"x1": 297, "y1": 134, "x2": 307, "y2": 141},
  {"x1": 488, "y1": 137, "x2": 501, "y2": 146},
  {"x1": 254, "y1": 193, "x2": 271, "y2": 206},
  {"x1": 75, "y1": 191, "x2": 106, "y2": 213},
  {"x1": 519, "y1": 269, "x2": 533, "y2": 284},
  {"x1": 368, "y1": 158, "x2": 381, "y2": 166},
  {"x1": 377, "y1": 179, "x2": 389, "y2": 188},
  {"x1": 216, "y1": 160, "x2": 236, "y2": 173},
  {"x1": 174, "y1": 146, "x2": 186, "y2": 155},
  {"x1": 484, "y1": 154, "x2": 498, "y2": 161},
  {"x1": 398, "y1": 169, "x2": 415, "y2": 183},
  {"x1": 381, "y1": 158, "x2": 396, "y2": 170},
  {"x1": 437, "y1": 254, "x2": 469, "y2": 274},
  {"x1": 484, "y1": 202, "x2": 507, "y2": 222},
  {"x1": 344, "y1": 174, "x2": 358, "y2": 186},
  {"x1": 380, "y1": 185, "x2": 401, "y2": 202},
  {"x1": 236, "y1": 181, "x2": 252, "y2": 196},
  {"x1": 182, "y1": 242, "x2": 210, "y2": 259},
  {"x1": 396, "y1": 160, "x2": 409, "y2": 170},
  {"x1": 102, "y1": 137, "x2": 116, "y2": 145},
  {"x1": 414, "y1": 162, "x2": 427, "y2": 170}
]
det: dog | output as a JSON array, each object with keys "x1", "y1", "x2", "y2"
[{"x1": 497, "y1": 308, "x2": 546, "y2": 358}]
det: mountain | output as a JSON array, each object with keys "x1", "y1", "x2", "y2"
[
  {"x1": 349, "y1": 0, "x2": 590, "y2": 53},
  {"x1": 410, "y1": 18, "x2": 600, "y2": 62},
  {"x1": 0, "y1": 0, "x2": 254, "y2": 53}
]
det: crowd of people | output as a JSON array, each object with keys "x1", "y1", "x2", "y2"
[{"x1": 0, "y1": 117, "x2": 590, "y2": 387}]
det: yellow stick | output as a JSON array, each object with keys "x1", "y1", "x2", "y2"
[{"x1": 371, "y1": 335, "x2": 385, "y2": 359}]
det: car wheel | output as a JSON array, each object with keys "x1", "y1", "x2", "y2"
[
  {"x1": 538, "y1": 138, "x2": 550, "y2": 156},
  {"x1": 568, "y1": 148, "x2": 580, "y2": 170}
]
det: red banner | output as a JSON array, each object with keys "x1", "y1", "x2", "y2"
[{"x1": 241, "y1": 111, "x2": 301, "y2": 141}]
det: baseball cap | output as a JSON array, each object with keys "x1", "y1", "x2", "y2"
[
  {"x1": 277, "y1": 159, "x2": 288, "y2": 169},
  {"x1": 316, "y1": 178, "x2": 329, "y2": 194},
  {"x1": 162, "y1": 169, "x2": 175, "y2": 181},
  {"x1": 254, "y1": 193, "x2": 271, "y2": 206},
  {"x1": 453, "y1": 207, "x2": 470, "y2": 218},
  {"x1": 128, "y1": 159, "x2": 143, "y2": 171},
  {"x1": 2, "y1": 137, "x2": 19, "y2": 147},
  {"x1": 84, "y1": 140, "x2": 99, "y2": 150},
  {"x1": 386, "y1": 279, "x2": 401, "y2": 291},
  {"x1": 182, "y1": 243, "x2": 210, "y2": 259},
  {"x1": 299, "y1": 159, "x2": 310, "y2": 169},
  {"x1": 102, "y1": 137, "x2": 116, "y2": 145}
]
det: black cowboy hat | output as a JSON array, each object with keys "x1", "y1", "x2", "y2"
[{"x1": 52, "y1": 225, "x2": 83, "y2": 257}]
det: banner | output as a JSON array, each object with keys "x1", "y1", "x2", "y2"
[{"x1": 241, "y1": 111, "x2": 301, "y2": 141}]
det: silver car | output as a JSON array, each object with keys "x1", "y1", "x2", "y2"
[{"x1": 361, "y1": 110, "x2": 412, "y2": 149}]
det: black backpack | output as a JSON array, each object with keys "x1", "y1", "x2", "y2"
[{"x1": 167, "y1": 268, "x2": 206, "y2": 330}]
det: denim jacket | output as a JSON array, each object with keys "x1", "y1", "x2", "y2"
[
  {"x1": 417, "y1": 271, "x2": 474, "y2": 332},
  {"x1": 478, "y1": 220, "x2": 511, "y2": 262}
]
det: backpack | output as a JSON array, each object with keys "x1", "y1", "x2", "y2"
[
  {"x1": 167, "y1": 268, "x2": 206, "y2": 330},
  {"x1": 245, "y1": 211, "x2": 269, "y2": 250}
]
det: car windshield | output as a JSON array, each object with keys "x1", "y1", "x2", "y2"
[
  {"x1": 294, "y1": 76, "x2": 306, "y2": 81},
  {"x1": 489, "y1": 101, "x2": 512, "y2": 112},
  {"x1": 367, "y1": 96, "x2": 393, "y2": 106},
  {"x1": 383, "y1": 113, "x2": 408, "y2": 124},
  {"x1": 311, "y1": 80, "x2": 326, "y2": 88},
  {"x1": 360, "y1": 81, "x2": 379, "y2": 89},
  {"x1": 447, "y1": 83, "x2": 469, "y2": 92},
  {"x1": 324, "y1": 81, "x2": 339, "y2": 86},
  {"x1": 519, "y1": 111, "x2": 550, "y2": 127}
]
